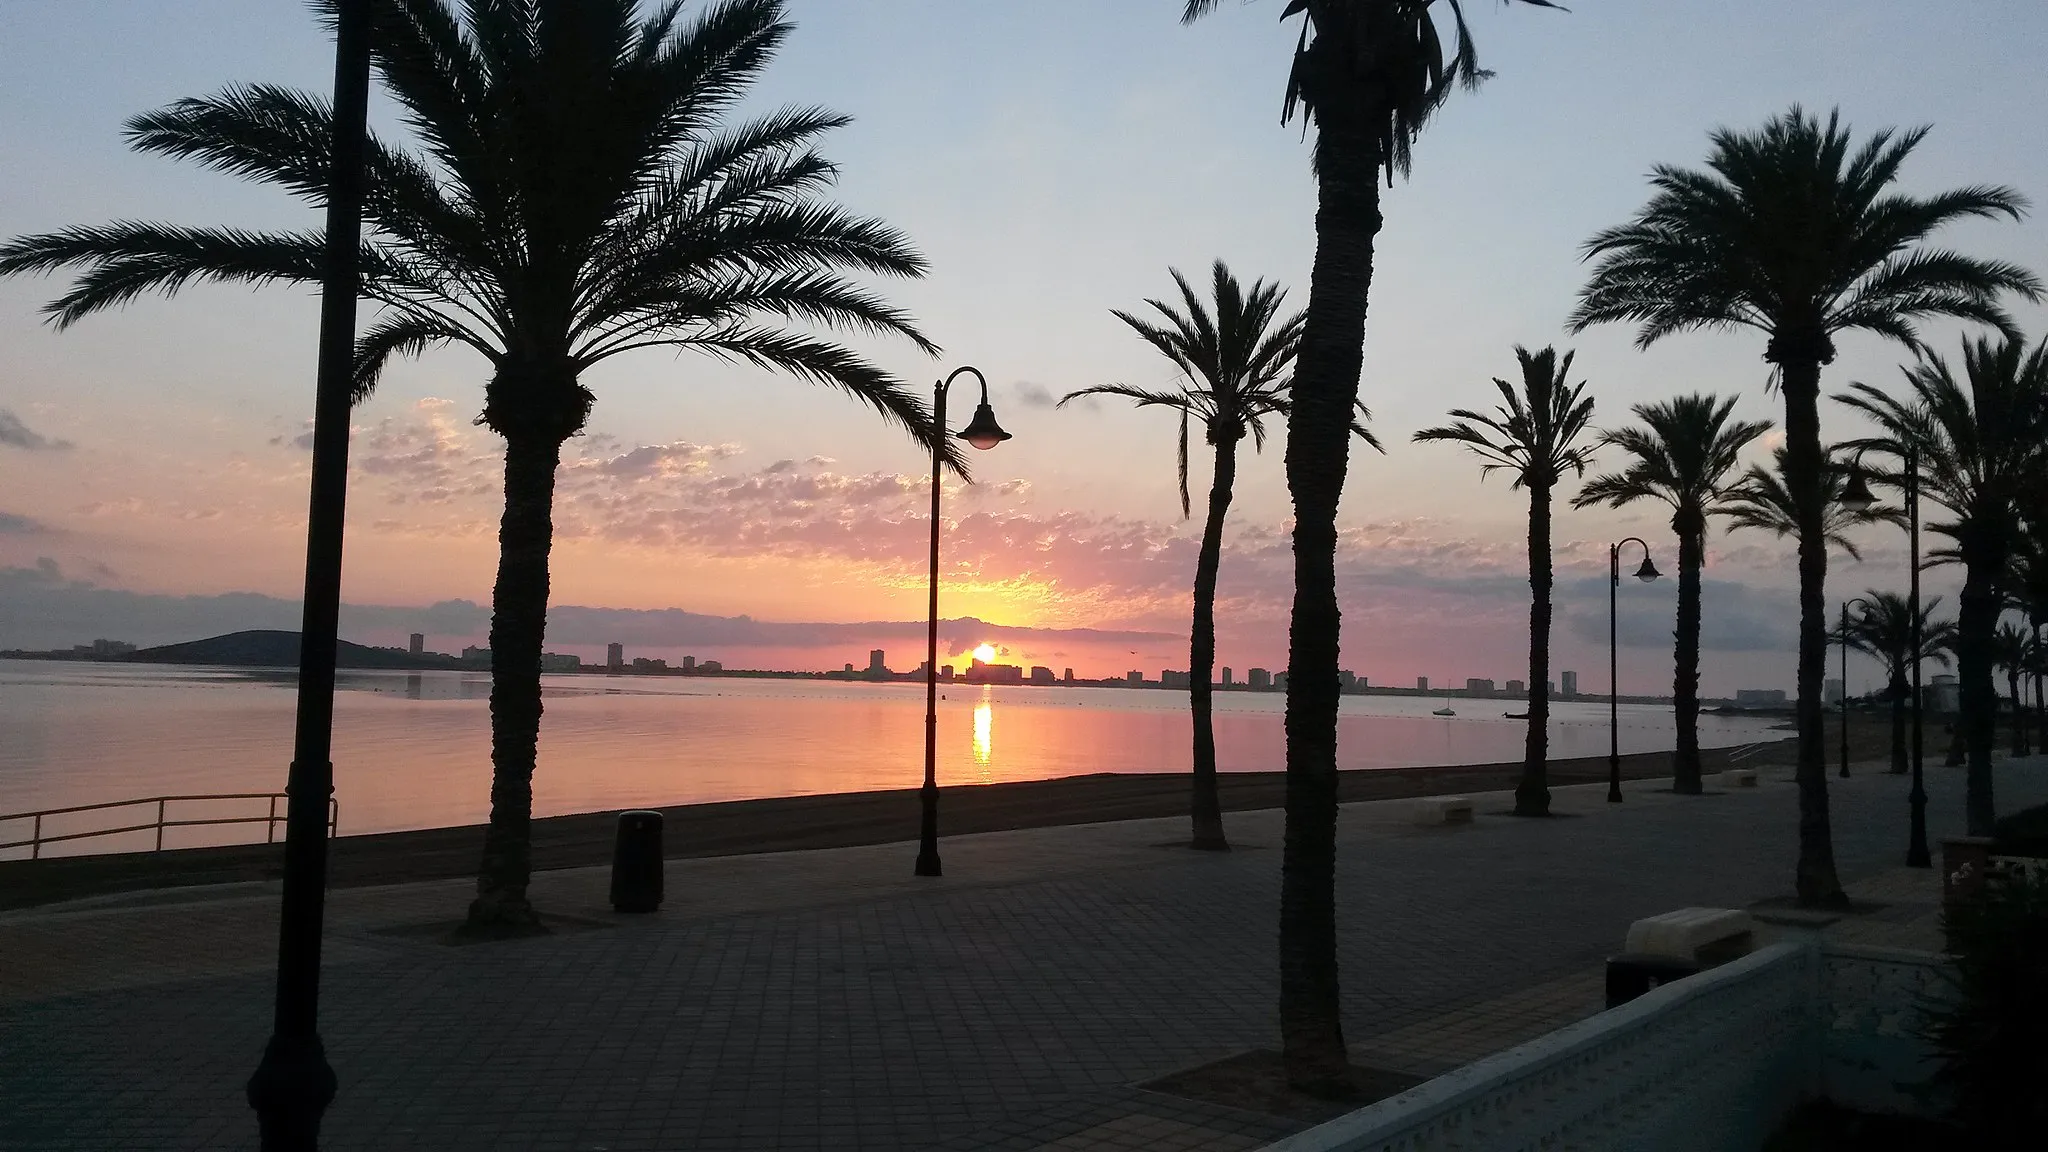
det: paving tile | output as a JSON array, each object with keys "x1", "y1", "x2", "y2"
[{"x1": 0, "y1": 757, "x2": 2040, "y2": 1150}]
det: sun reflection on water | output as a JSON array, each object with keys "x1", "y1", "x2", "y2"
[{"x1": 973, "y1": 689, "x2": 994, "y2": 773}]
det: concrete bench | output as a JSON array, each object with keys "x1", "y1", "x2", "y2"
[
  {"x1": 1719, "y1": 768, "x2": 1758, "y2": 789},
  {"x1": 1411, "y1": 796, "x2": 1475, "y2": 826},
  {"x1": 1624, "y1": 907, "x2": 1754, "y2": 965}
]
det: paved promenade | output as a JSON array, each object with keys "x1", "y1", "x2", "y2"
[{"x1": 3, "y1": 758, "x2": 2043, "y2": 1151}]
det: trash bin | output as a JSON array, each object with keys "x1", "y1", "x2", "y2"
[
  {"x1": 1604, "y1": 953, "x2": 1699, "y2": 1008},
  {"x1": 610, "y1": 809, "x2": 664, "y2": 913}
]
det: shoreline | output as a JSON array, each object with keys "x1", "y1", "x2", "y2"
[{"x1": 0, "y1": 740, "x2": 1808, "y2": 911}]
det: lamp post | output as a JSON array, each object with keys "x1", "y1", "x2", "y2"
[
  {"x1": 916, "y1": 367, "x2": 1010, "y2": 877},
  {"x1": 1842, "y1": 452, "x2": 1927, "y2": 866},
  {"x1": 1608, "y1": 537, "x2": 1661, "y2": 803},
  {"x1": 1839, "y1": 597, "x2": 1872, "y2": 778},
  {"x1": 244, "y1": 2, "x2": 370, "y2": 1148}
]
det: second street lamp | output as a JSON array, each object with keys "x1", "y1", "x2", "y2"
[
  {"x1": 1608, "y1": 537, "x2": 1661, "y2": 803},
  {"x1": 916, "y1": 367, "x2": 1010, "y2": 878},
  {"x1": 1839, "y1": 597, "x2": 1873, "y2": 778}
]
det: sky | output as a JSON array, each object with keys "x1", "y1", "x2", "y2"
[{"x1": 3, "y1": 0, "x2": 2047, "y2": 694}]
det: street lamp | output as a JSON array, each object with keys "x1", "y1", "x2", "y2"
[
  {"x1": 1843, "y1": 453, "x2": 1928, "y2": 867},
  {"x1": 1609, "y1": 537, "x2": 1661, "y2": 803},
  {"x1": 916, "y1": 367, "x2": 1010, "y2": 877},
  {"x1": 244, "y1": 3, "x2": 369, "y2": 1148},
  {"x1": 1839, "y1": 597, "x2": 1872, "y2": 778}
]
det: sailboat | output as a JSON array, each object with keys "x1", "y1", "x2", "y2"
[{"x1": 1432, "y1": 697, "x2": 1457, "y2": 717}]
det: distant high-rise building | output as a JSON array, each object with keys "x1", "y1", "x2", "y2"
[
  {"x1": 409, "y1": 632, "x2": 424, "y2": 656},
  {"x1": 1337, "y1": 670, "x2": 1357, "y2": 691},
  {"x1": 844, "y1": 663, "x2": 855, "y2": 674},
  {"x1": 1466, "y1": 678, "x2": 1495, "y2": 695},
  {"x1": 1220, "y1": 667, "x2": 1233, "y2": 686},
  {"x1": 540, "y1": 652, "x2": 580, "y2": 672},
  {"x1": 682, "y1": 655, "x2": 696, "y2": 672},
  {"x1": 1823, "y1": 678, "x2": 1844, "y2": 704},
  {"x1": 1030, "y1": 666, "x2": 1054, "y2": 684},
  {"x1": 1248, "y1": 668, "x2": 1271, "y2": 690},
  {"x1": 869, "y1": 649, "x2": 887, "y2": 674},
  {"x1": 1062, "y1": 668, "x2": 1074, "y2": 683},
  {"x1": 1161, "y1": 670, "x2": 1191, "y2": 688},
  {"x1": 1417, "y1": 676, "x2": 1429, "y2": 692},
  {"x1": 1273, "y1": 671, "x2": 1288, "y2": 691},
  {"x1": 1561, "y1": 670, "x2": 1578, "y2": 697},
  {"x1": 1505, "y1": 679, "x2": 1526, "y2": 696},
  {"x1": 606, "y1": 642, "x2": 624, "y2": 672},
  {"x1": 939, "y1": 665, "x2": 954, "y2": 681},
  {"x1": 1126, "y1": 670, "x2": 1143, "y2": 685}
]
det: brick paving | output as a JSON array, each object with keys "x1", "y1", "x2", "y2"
[{"x1": 1, "y1": 757, "x2": 2042, "y2": 1151}]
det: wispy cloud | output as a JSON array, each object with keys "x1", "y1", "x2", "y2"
[{"x1": 0, "y1": 409, "x2": 73, "y2": 451}]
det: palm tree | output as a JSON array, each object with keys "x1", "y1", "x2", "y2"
[
  {"x1": 1838, "y1": 335, "x2": 2048, "y2": 834},
  {"x1": 1415, "y1": 347, "x2": 1596, "y2": 817},
  {"x1": 0, "y1": 0, "x2": 948, "y2": 933},
  {"x1": 1177, "y1": 0, "x2": 1565, "y2": 1092},
  {"x1": 1841, "y1": 592, "x2": 1956, "y2": 775},
  {"x1": 1568, "y1": 106, "x2": 2037, "y2": 907},
  {"x1": 1722, "y1": 446, "x2": 1896, "y2": 557},
  {"x1": 1574, "y1": 395, "x2": 1772, "y2": 794},
  {"x1": 1060, "y1": 262, "x2": 1378, "y2": 852},
  {"x1": 1992, "y1": 621, "x2": 2033, "y2": 757},
  {"x1": 2005, "y1": 523, "x2": 2048, "y2": 751}
]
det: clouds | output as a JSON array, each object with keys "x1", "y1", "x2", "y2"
[
  {"x1": 0, "y1": 512, "x2": 51, "y2": 535},
  {"x1": 0, "y1": 409, "x2": 72, "y2": 451}
]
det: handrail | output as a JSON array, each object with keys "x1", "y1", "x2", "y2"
[
  {"x1": 0, "y1": 792, "x2": 337, "y2": 860},
  {"x1": 1728, "y1": 740, "x2": 1776, "y2": 763}
]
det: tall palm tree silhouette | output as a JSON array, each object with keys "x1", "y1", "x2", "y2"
[
  {"x1": 1569, "y1": 107, "x2": 2036, "y2": 906},
  {"x1": 1415, "y1": 346, "x2": 1596, "y2": 817},
  {"x1": 1177, "y1": 0, "x2": 1566, "y2": 1090},
  {"x1": 1062, "y1": 262, "x2": 1377, "y2": 852},
  {"x1": 0, "y1": 0, "x2": 947, "y2": 932},
  {"x1": 1838, "y1": 335, "x2": 2048, "y2": 833},
  {"x1": 1575, "y1": 395, "x2": 1772, "y2": 794}
]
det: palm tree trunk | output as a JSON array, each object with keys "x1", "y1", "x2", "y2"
[
  {"x1": 1672, "y1": 522, "x2": 1705, "y2": 794},
  {"x1": 1779, "y1": 356, "x2": 1846, "y2": 907},
  {"x1": 1957, "y1": 563, "x2": 1999, "y2": 834},
  {"x1": 1516, "y1": 480, "x2": 1553, "y2": 815},
  {"x1": 2023, "y1": 619, "x2": 2039, "y2": 754},
  {"x1": 466, "y1": 430, "x2": 566, "y2": 932},
  {"x1": 1188, "y1": 434, "x2": 1237, "y2": 851},
  {"x1": 2010, "y1": 669, "x2": 2028, "y2": 757},
  {"x1": 1277, "y1": 112, "x2": 1382, "y2": 1096},
  {"x1": 1888, "y1": 664, "x2": 1908, "y2": 774}
]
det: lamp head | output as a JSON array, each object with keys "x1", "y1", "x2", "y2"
[
  {"x1": 955, "y1": 381, "x2": 1010, "y2": 451},
  {"x1": 1839, "y1": 467, "x2": 1877, "y2": 512},
  {"x1": 1634, "y1": 555, "x2": 1662, "y2": 583}
]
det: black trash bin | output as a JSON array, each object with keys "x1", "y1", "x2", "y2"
[
  {"x1": 610, "y1": 809, "x2": 664, "y2": 913},
  {"x1": 1604, "y1": 953, "x2": 1700, "y2": 1008}
]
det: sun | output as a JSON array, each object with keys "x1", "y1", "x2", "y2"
[{"x1": 972, "y1": 643, "x2": 997, "y2": 663}]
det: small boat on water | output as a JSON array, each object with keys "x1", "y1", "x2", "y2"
[
  {"x1": 1432, "y1": 705, "x2": 1456, "y2": 717},
  {"x1": 1503, "y1": 711, "x2": 1529, "y2": 720}
]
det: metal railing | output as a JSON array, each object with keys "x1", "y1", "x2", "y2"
[
  {"x1": 0, "y1": 793, "x2": 337, "y2": 860},
  {"x1": 1727, "y1": 740, "x2": 1776, "y2": 764}
]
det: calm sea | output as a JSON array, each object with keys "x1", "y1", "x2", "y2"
[{"x1": 0, "y1": 659, "x2": 1784, "y2": 858}]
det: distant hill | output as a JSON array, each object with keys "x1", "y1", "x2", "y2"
[{"x1": 127, "y1": 630, "x2": 468, "y2": 670}]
